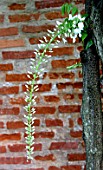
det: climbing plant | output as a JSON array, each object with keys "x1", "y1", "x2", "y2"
[{"x1": 24, "y1": 3, "x2": 90, "y2": 160}]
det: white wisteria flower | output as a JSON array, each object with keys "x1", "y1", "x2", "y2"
[
  {"x1": 78, "y1": 22, "x2": 84, "y2": 30},
  {"x1": 56, "y1": 21, "x2": 62, "y2": 25},
  {"x1": 69, "y1": 14, "x2": 73, "y2": 20},
  {"x1": 70, "y1": 34, "x2": 77, "y2": 43}
]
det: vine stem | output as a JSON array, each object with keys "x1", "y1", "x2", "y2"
[{"x1": 25, "y1": 30, "x2": 61, "y2": 160}]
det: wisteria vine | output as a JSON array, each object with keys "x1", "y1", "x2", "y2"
[{"x1": 24, "y1": 3, "x2": 90, "y2": 160}]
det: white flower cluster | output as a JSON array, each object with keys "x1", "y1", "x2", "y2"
[
  {"x1": 24, "y1": 9, "x2": 86, "y2": 160},
  {"x1": 69, "y1": 14, "x2": 85, "y2": 43},
  {"x1": 24, "y1": 29, "x2": 59, "y2": 160},
  {"x1": 56, "y1": 13, "x2": 85, "y2": 43}
]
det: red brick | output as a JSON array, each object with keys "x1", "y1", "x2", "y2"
[
  {"x1": 0, "y1": 86, "x2": 19, "y2": 94},
  {"x1": 7, "y1": 119, "x2": 40, "y2": 128},
  {"x1": 8, "y1": 143, "x2": 42, "y2": 152},
  {"x1": 29, "y1": 36, "x2": 60, "y2": 45},
  {"x1": 29, "y1": 37, "x2": 41, "y2": 45},
  {"x1": 48, "y1": 166, "x2": 60, "y2": 170},
  {"x1": 6, "y1": 74, "x2": 30, "y2": 82},
  {"x1": 7, "y1": 121, "x2": 24, "y2": 129},
  {"x1": 68, "y1": 153, "x2": 86, "y2": 161},
  {"x1": 10, "y1": 97, "x2": 26, "y2": 105},
  {"x1": 15, "y1": 168, "x2": 44, "y2": 170},
  {"x1": 8, "y1": 3, "x2": 26, "y2": 10},
  {"x1": 29, "y1": 37, "x2": 40, "y2": 45},
  {"x1": 0, "y1": 107, "x2": 20, "y2": 115},
  {"x1": 2, "y1": 50, "x2": 35, "y2": 59},
  {"x1": 77, "y1": 46, "x2": 83, "y2": 52},
  {"x1": 35, "y1": 106, "x2": 56, "y2": 114},
  {"x1": 77, "y1": 117, "x2": 82, "y2": 125},
  {"x1": 22, "y1": 25, "x2": 55, "y2": 33},
  {"x1": 35, "y1": 154, "x2": 55, "y2": 161},
  {"x1": 52, "y1": 59, "x2": 80, "y2": 69},
  {"x1": 0, "y1": 146, "x2": 6, "y2": 153},
  {"x1": 50, "y1": 47, "x2": 74, "y2": 57},
  {"x1": 73, "y1": 82, "x2": 83, "y2": 88},
  {"x1": 0, "y1": 15, "x2": 4, "y2": 23},
  {"x1": 33, "y1": 143, "x2": 42, "y2": 151},
  {"x1": 58, "y1": 105, "x2": 80, "y2": 113},
  {"x1": 48, "y1": 73, "x2": 59, "y2": 79},
  {"x1": 45, "y1": 119, "x2": 63, "y2": 127},
  {"x1": 8, "y1": 144, "x2": 25, "y2": 152},
  {"x1": 0, "y1": 27, "x2": 18, "y2": 36},
  {"x1": 0, "y1": 133, "x2": 21, "y2": 141},
  {"x1": 80, "y1": 9, "x2": 85, "y2": 15},
  {"x1": 61, "y1": 165, "x2": 82, "y2": 170},
  {"x1": 22, "y1": 83, "x2": 52, "y2": 92},
  {"x1": 66, "y1": 37, "x2": 73, "y2": 43},
  {"x1": 70, "y1": 130, "x2": 82, "y2": 138},
  {"x1": 78, "y1": 94, "x2": 82, "y2": 99},
  {"x1": 38, "y1": 84, "x2": 52, "y2": 92},
  {"x1": 66, "y1": 37, "x2": 79, "y2": 43},
  {"x1": 34, "y1": 131, "x2": 54, "y2": 138},
  {"x1": 33, "y1": 119, "x2": 40, "y2": 126},
  {"x1": 78, "y1": 71, "x2": 83, "y2": 78},
  {"x1": 35, "y1": 0, "x2": 71, "y2": 9},
  {"x1": 63, "y1": 94, "x2": 74, "y2": 101},
  {"x1": 69, "y1": 118, "x2": 74, "y2": 128},
  {"x1": 49, "y1": 142, "x2": 78, "y2": 150},
  {"x1": 0, "y1": 63, "x2": 13, "y2": 71},
  {"x1": 0, "y1": 157, "x2": 30, "y2": 164},
  {"x1": 0, "y1": 122, "x2": 4, "y2": 128},
  {"x1": 10, "y1": 96, "x2": 39, "y2": 106},
  {"x1": 44, "y1": 95, "x2": 60, "y2": 102},
  {"x1": 0, "y1": 39, "x2": 25, "y2": 49},
  {"x1": 0, "y1": 99, "x2": 3, "y2": 104},
  {"x1": 52, "y1": 60, "x2": 66, "y2": 68},
  {"x1": 75, "y1": 0, "x2": 85, "y2": 4},
  {"x1": 61, "y1": 72, "x2": 75, "y2": 79},
  {"x1": 45, "y1": 11, "x2": 67, "y2": 20},
  {"x1": 57, "y1": 82, "x2": 72, "y2": 89},
  {"x1": 9, "y1": 13, "x2": 40, "y2": 22},
  {"x1": 81, "y1": 141, "x2": 86, "y2": 148}
]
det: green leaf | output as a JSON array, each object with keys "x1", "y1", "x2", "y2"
[
  {"x1": 71, "y1": 6, "x2": 78, "y2": 16},
  {"x1": 61, "y1": 4, "x2": 65, "y2": 15},
  {"x1": 85, "y1": 39, "x2": 93, "y2": 50},
  {"x1": 67, "y1": 62, "x2": 82, "y2": 70},
  {"x1": 61, "y1": 3, "x2": 73, "y2": 15},
  {"x1": 67, "y1": 4, "x2": 72, "y2": 14},
  {"x1": 82, "y1": 14, "x2": 88, "y2": 18},
  {"x1": 81, "y1": 32, "x2": 88, "y2": 41}
]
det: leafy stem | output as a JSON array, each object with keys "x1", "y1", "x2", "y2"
[{"x1": 24, "y1": 30, "x2": 62, "y2": 160}]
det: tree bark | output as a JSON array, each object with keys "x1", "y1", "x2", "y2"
[
  {"x1": 80, "y1": 1, "x2": 103, "y2": 169},
  {"x1": 85, "y1": 0, "x2": 103, "y2": 62},
  {"x1": 80, "y1": 48, "x2": 102, "y2": 170}
]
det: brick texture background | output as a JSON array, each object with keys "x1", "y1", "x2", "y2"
[{"x1": 0, "y1": 0, "x2": 86, "y2": 170}]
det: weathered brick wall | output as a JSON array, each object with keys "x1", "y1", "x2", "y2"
[{"x1": 0, "y1": 0, "x2": 86, "y2": 170}]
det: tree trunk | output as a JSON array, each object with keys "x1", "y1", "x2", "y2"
[
  {"x1": 80, "y1": 0, "x2": 103, "y2": 169},
  {"x1": 80, "y1": 48, "x2": 102, "y2": 170},
  {"x1": 85, "y1": 0, "x2": 103, "y2": 61}
]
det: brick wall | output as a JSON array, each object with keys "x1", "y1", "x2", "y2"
[{"x1": 0, "y1": 0, "x2": 86, "y2": 170}]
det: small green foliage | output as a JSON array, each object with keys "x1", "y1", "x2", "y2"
[
  {"x1": 67, "y1": 62, "x2": 82, "y2": 70},
  {"x1": 61, "y1": 3, "x2": 78, "y2": 16},
  {"x1": 81, "y1": 32, "x2": 88, "y2": 41},
  {"x1": 61, "y1": 3, "x2": 71, "y2": 15},
  {"x1": 71, "y1": 6, "x2": 78, "y2": 16},
  {"x1": 85, "y1": 39, "x2": 93, "y2": 50}
]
